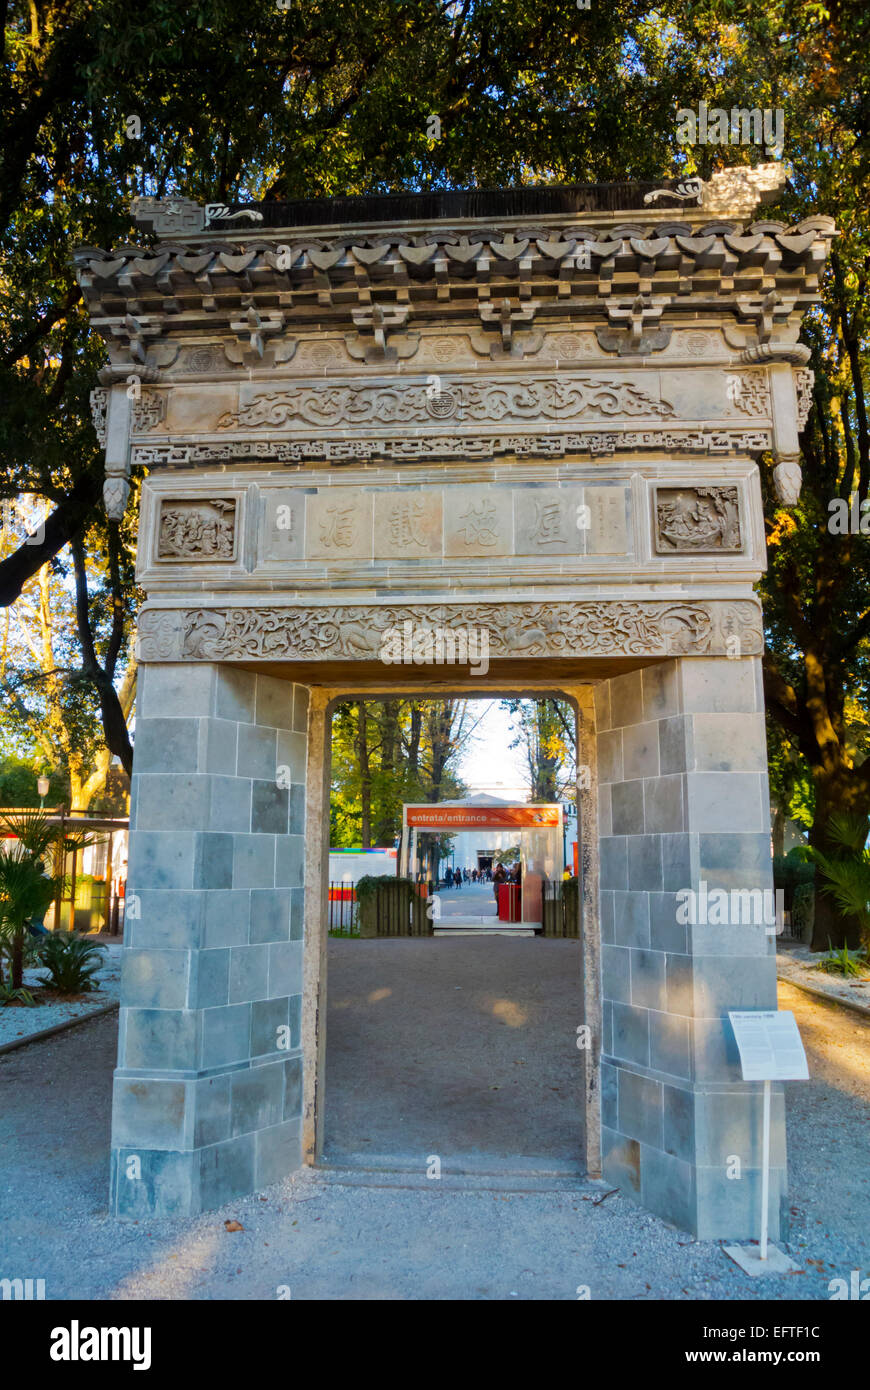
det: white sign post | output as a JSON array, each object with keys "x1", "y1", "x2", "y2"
[{"x1": 723, "y1": 1010, "x2": 808, "y2": 1276}]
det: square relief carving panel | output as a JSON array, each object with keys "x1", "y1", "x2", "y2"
[
  {"x1": 653, "y1": 485, "x2": 742, "y2": 553},
  {"x1": 156, "y1": 497, "x2": 238, "y2": 562}
]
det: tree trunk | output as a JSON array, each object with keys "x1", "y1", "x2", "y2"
[
  {"x1": 11, "y1": 931, "x2": 24, "y2": 991},
  {"x1": 356, "y1": 702, "x2": 372, "y2": 848},
  {"x1": 772, "y1": 805, "x2": 785, "y2": 859},
  {"x1": 809, "y1": 781, "x2": 864, "y2": 951}
]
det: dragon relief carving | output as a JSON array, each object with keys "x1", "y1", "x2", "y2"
[
  {"x1": 216, "y1": 378, "x2": 676, "y2": 431},
  {"x1": 133, "y1": 599, "x2": 762, "y2": 664},
  {"x1": 654, "y1": 487, "x2": 742, "y2": 553}
]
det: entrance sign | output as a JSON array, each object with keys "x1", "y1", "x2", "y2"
[
  {"x1": 404, "y1": 804, "x2": 561, "y2": 830},
  {"x1": 728, "y1": 1010, "x2": 809, "y2": 1081},
  {"x1": 725, "y1": 1011, "x2": 808, "y2": 1273}
]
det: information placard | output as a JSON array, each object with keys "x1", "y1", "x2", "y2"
[{"x1": 728, "y1": 1010, "x2": 809, "y2": 1081}]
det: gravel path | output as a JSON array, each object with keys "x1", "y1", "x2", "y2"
[
  {"x1": 0, "y1": 981, "x2": 867, "y2": 1300},
  {"x1": 0, "y1": 942, "x2": 121, "y2": 1048},
  {"x1": 777, "y1": 942, "x2": 870, "y2": 1015}
]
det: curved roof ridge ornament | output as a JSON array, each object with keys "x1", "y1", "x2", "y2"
[{"x1": 643, "y1": 177, "x2": 703, "y2": 206}]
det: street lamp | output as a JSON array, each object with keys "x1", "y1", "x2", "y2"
[{"x1": 37, "y1": 775, "x2": 49, "y2": 809}]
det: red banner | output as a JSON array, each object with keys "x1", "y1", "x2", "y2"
[{"x1": 405, "y1": 805, "x2": 561, "y2": 829}]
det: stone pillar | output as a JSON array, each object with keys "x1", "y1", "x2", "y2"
[
  {"x1": 110, "y1": 664, "x2": 308, "y2": 1218},
  {"x1": 596, "y1": 657, "x2": 785, "y2": 1240}
]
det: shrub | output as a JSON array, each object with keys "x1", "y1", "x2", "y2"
[{"x1": 38, "y1": 933, "x2": 104, "y2": 994}]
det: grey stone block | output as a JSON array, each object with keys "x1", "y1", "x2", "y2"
[
  {"x1": 602, "y1": 944, "x2": 631, "y2": 1003},
  {"x1": 199, "y1": 718, "x2": 239, "y2": 775},
  {"x1": 643, "y1": 775, "x2": 685, "y2": 834},
  {"x1": 622, "y1": 722, "x2": 660, "y2": 779},
  {"x1": 237, "y1": 723, "x2": 278, "y2": 781},
  {"x1": 593, "y1": 681, "x2": 611, "y2": 734},
  {"x1": 692, "y1": 955, "x2": 778, "y2": 1016},
  {"x1": 629, "y1": 949, "x2": 666, "y2": 1011},
  {"x1": 679, "y1": 658, "x2": 759, "y2": 715},
  {"x1": 641, "y1": 1146, "x2": 697, "y2": 1234},
  {"x1": 141, "y1": 664, "x2": 215, "y2": 719},
  {"x1": 627, "y1": 834, "x2": 663, "y2": 892},
  {"x1": 112, "y1": 1148, "x2": 199, "y2": 1220},
  {"x1": 256, "y1": 1118, "x2": 302, "y2": 1188},
  {"x1": 188, "y1": 948, "x2": 230, "y2": 1008},
  {"x1": 691, "y1": 1015, "x2": 743, "y2": 1082},
  {"x1": 194, "y1": 832, "x2": 235, "y2": 890},
  {"x1": 123, "y1": 1007, "x2": 200, "y2": 1070},
  {"x1": 690, "y1": 713, "x2": 767, "y2": 772},
  {"x1": 600, "y1": 1061, "x2": 618, "y2": 1130},
  {"x1": 649, "y1": 1010, "x2": 691, "y2": 1079},
  {"x1": 698, "y1": 832, "x2": 772, "y2": 889},
  {"x1": 214, "y1": 667, "x2": 256, "y2": 724},
  {"x1": 251, "y1": 996, "x2": 290, "y2": 1058},
  {"x1": 135, "y1": 775, "x2": 209, "y2": 832},
  {"x1": 601, "y1": 999, "x2": 613, "y2": 1056},
  {"x1": 601, "y1": 1127, "x2": 641, "y2": 1195},
  {"x1": 255, "y1": 673, "x2": 295, "y2": 730},
  {"x1": 694, "y1": 1087, "x2": 786, "y2": 1168},
  {"x1": 288, "y1": 993, "x2": 302, "y2": 1050},
  {"x1": 661, "y1": 832, "x2": 694, "y2": 891},
  {"x1": 193, "y1": 1073, "x2": 232, "y2": 1147},
  {"x1": 121, "y1": 949, "x2": 188, "y2": 1010},
  {"x1": 232, "y1": 834, "x2": 276, "y2": 890},
  {"x1": 209, "y1": 777, "x2": 252, "y2": 833},
  {"x1": 230, "y1": 1061, "x2": 284, "y2": 1137},
  {"x1": 649, "y1": 892, "x2": 688, "y2": 954},
  {"x1": 597, "y1": 729, "x2": 623, "y2": 784},
  {"x1": 289, "y1": 783, "x2": 306, "y2": 835},
  {"x1": 617, "y1": 1068, "x2": 663, "y2": 1148},
  {"x1": 129, "y1": 832, "x2": 195, "y2": 891},
  {"x1": 269, "y1": 940, "x2": 303, "y2": 998},
  {"x1": 665, "y1": 953, "x2": 694, "y2": 1017},
  {"x1": 125, "y1": 890, "x2": 205, "y2": 950},
  {"x1": 598, "y1": 783, "x2": 612, "y2": 837},
  {"x1": 663, "y1": 1083, "x2": 695, "y2": 1161},
  {"x1": 600, "y1": 836, "x2": 628, "y2": 890},
  {"x1": 275, "y1": 836, "x2": 304, "y2": 889},
  {"x1": 198, "y1": 1132, "x2": 257, "y2": 1210},
  {"x1": 202, "y1": 890, "x2": 250, "y2": 948},
  {"x1": 611, "y1": 780, "x2": 644, "y2": 835},
  {"x1": 132, "y1": 717, "x2": 200, "y2": 783},
  {"x1": 609, "y1": 670, "x2": 644, "y2": 729},
  {"x1": 277, "y1": 730, "x2": 307, "y2": 784},
  {"x1": 200, "y1": 1002, "x2": 252, "y2": 1070},
  {"x1": 612, "y1": 1002, "x2": 650, "y2": 1067},
  {"x1": 293, "y1": 685, "x2": 309, "y2": 734},
  {"x1": 658, "y1": 715, "x2": 692, "y2": 775},
  {"x1": 229, "y1": 944, "x2": 269, "y2": 1004},
  {"x1": 251, "y1": 780, "x2": 289, "y2": 835},
  {"x1": 283, "y1": 1056, "x2": 303, "y2": 1119},
  {"x1": 686, "y1": 772, "x2": 765, "y2": 833},
  {"x1": 612, "y1": 890, "x2": 650, "y2": 948},
  {"x1": 112, "y1": 1077, "x2": 188, "y2": 1149},
  {"x1": 250, "y1": 888, "x2": 293, "y2": 943},
  {"x1": 642, "y1": 662, "x2": 679, "y2": 720},
  {"x1": 695, "y1": 1163, "x2": 785, "y2": 1242},
  {"x1": 689, "y1": 921, "x2": 772, "y2": 957}
]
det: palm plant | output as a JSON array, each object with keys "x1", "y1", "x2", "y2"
[
  {"x1": 802, "y1": 814, "x2": 870, "y2": 951},
  {"x1": 0, "y1": 810, "x2": 94, "y2": 991},
  {"x1": 38, "y1": 933, "x2": 104, "y2": 994}
]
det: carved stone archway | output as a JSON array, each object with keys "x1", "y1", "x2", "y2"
[{"x1": 77, "y1": 173, "x2": 833, "y2": 1237}]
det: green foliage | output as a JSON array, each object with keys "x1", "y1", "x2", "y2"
[
  {"x1": 37, "y1": 933, "x2": 105, "y2": 994},
  {"x1": 814, "y1": 944, "x2": 869, "y2": 978},
  {"x1": 801, "y1": 814, "x2": 870, "y2": 948},
  {"x1": 0, "y1": 979, "x2": 36, "y2": 1006}
]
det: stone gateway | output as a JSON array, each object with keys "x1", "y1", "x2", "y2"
[{"x1": 73, "y1": 171, "x2": 833, "y2": 1237}]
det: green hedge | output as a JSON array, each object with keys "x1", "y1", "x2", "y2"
[{"x1": 354, "y1": 875, "x2": 433, "y2": 937}]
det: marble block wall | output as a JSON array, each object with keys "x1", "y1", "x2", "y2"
[
  {"x1": 110, "y1": 663, "x2": 307, "y2": 1218},
  {"x1": 596, "y1": 657, "x2": 786, "y2": 1240}
]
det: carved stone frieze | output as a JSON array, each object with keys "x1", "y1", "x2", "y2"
[
  {"x1": 131, "y1": 390, "x2": 168, "y2": 433},
  {"x1": 131, "y1": 426, "x2": 772, "y2": 469},
  {"x1": 725, "y1": 371, "x2": 770, "y2": 416},
  {"x1": 89, "y1": 387, "x2": 109, "y2": 446},
  {"x1": 216, "y1": 378, "x2": 675, "y2": 433},
  {"x1": 156, "y1": 498, "x2": 237, "y2": 561},
  {"x1": 654, "y1": 487, "x2": 742, "y2": 553},
  {"x1": 795, "y1": 367, "x2": 814, "y2": 432},
  {"x1": 135, "y1": 598, "x2": 763, "y2": 664}
]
